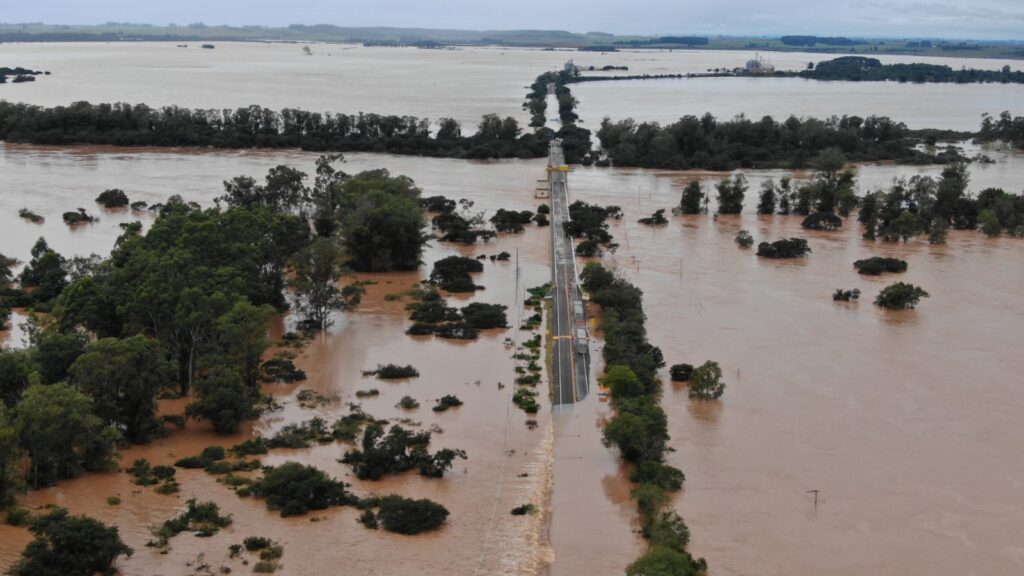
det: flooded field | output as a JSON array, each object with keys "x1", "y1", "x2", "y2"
[
  {"x1": 2, "y1": 41, "x2": 1021, "y2": 131},
  {"x1": 2, "y1": 141, "x2": 1023, "y2": 574}
]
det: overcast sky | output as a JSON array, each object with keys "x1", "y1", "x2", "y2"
[{"x1": 5, "y1": 0, "x2": 1023, "y2": 40}]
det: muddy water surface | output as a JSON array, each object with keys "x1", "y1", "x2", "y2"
[{"x1": 2, "y1": 143, "x2": 1023, "y2": 575}]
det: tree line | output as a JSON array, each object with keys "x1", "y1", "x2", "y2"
[
  {"x1": 801, "y1": 56, "x2": 1024, "y2": 84},
  {"x1": 593, "y1": 112, "x2": 963, "y2": 171},
  {"x1": 579, "y1": 263, "x2": 706, "y2": 576},
  {"x1": 0, "y1": 101, "x2": 550, "y2": 160}
]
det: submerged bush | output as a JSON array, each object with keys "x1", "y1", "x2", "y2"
[
  {"x1": 853, "y1": 256, "x2": 907, "y2": 275},
  {"x1": 832, "y1": 288, "x2": 861, "y2": 301},
  {"x1": 734, "y1": 230, "x2": 754, "y2": 248},
  {"x1": 756, "y1": 238, "x2": 811, "y2": 259},
  {"x1": 689, "y1": 361, "x2": 725, "y2": 400},
  {"x1": 669, "y1": 364, "x2": 694, "y2": 382},
  {"x1": 874, "y1": 282, "x2": 929, "y2": 309},
  {"x1": 374, "y1": 496, "x2": 449, "y2": 535},
  {"x1": 95, "y1": 189, "x2": 130, "y2": 208},
  {"x1": 249, "y1": 462, "x2": 355, "y2": 517}
]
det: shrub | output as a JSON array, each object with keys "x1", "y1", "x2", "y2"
[
  {"x1": 853, "y1": 256, "x2": 907, "y2": 275},
  {"x1": 689, "y1": 361, "x2": 725, "y2": 400},
  {"x1": 95, "y1": 189, "x2": 129, "y2": 208},
  {"x1": 62, "y1": 208, "x2": 95, "y2": 225},
  {"x1": 149, "y1": 499, "x2": 231, "y2": 547},
  {"x1": 874, "y1": 282, "x2": 929, "y2": 309},
  {"x1": 249, "y1": 462, "x2": 355, "y2": 517},
  {"x1": 625, "y1": 546, "x2": 700, "y2": 576},
  {"x1": 358, "y1": 509, "x2": 379, "y2": 529},
  {"x1": 669, "y1": 364, "x2": 693, "y2": 382},
  {"x1": 262, "y1": 358, "x2": 307, "y2": 383},
  {"x1": 432, "y1": 395, "x2": 463, "y2": 412},
  {"x1": 231, "y1": 438, "x2": 269, "y2": 456},
  {"x1": 734, "y1": 230, "x2": 754, "y2": 248},
  {"x1": 397, "y1": 396, "x2": 419, "y2": 410},
  {"x1": 372, "y1": 364, "x2": 419, "y2": 379},
  {"x1": 801, "y1": 212, "x2": 843, "y2": 230},
  {"x1": 638, "y1": 209, "x2": 669, "y2": 226},
  {"x1": 490, "y1": 209, "x2": 534, "y2": 233},
  {"x1": 832, "y1": 288, "x2": 861, "y2": 301},
  {"x1": 341, "y1": 423, "x2": 465, "y2": 480},
  {"x1": 374, "y1": 496, "x2": 449, "y2": 535},
  {"x1": 460, "y1": 302, "x2": 508, "y2": 329},
  {"x1": 756, "y1": 238, "x2": 811, "y2": 258},
  {"x1": 510, "y1": 504, "x2": 535, "y2": 516},
  {"x1": 243, "y1": 536, "x2": 272, "y2": 551}
]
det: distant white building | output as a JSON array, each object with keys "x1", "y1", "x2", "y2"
[{"x1": 744, "y1": 53, "x2": 775, "y2": 74}]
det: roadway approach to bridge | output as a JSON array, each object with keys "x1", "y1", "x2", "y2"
[{"x1": 547, "y1": 139, "x2": 591, "y2": 405}]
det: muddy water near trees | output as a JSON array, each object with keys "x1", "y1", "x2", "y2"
[{"x1": 2, "y1": 143, "x2": 1024, "y2": 574}]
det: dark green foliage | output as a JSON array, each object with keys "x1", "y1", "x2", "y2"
[
  {"x1": 689, "y1": 361, "x2": 726, "y2": 400},
  {"x1": 149, "y1": 499, "x2": 232, "y2": 546},
  {"x1": 734, "y1": 230, "x2": 754, "y2": 248},
  {"x1": 18, "y1": 238, "x2": 67, "y2": 303},
  {"x1": 757, "y1": 180, "x2": 777, "y2": 214},
  {"x1": 459, "y1": 302, "x2": 508, "y2": 329},
  {"x1": 630, "y1": 461, "x2": 685, "y2": 491},
  {"x1": 69, "y1": 334, "x2": 172, "y2": 443},
  {"x1": 801, "y1": 212, "x2": 843, "y2": 231},
  {"x1": 597, "y1": 112, "x2": 948, "y2": 171},
  {"x1": 510, "y1": 504, "x2": 535, "y2": 516},
  {"x1": 28, "y1": 328, "x2": 87, "y2": 385},
  {"x1": 231, "y1": 438, "x2": 269, "y2": 456},
  {"x1": 249, "y1": 462, "x2": 355, "y2": 516},
  {"x1": 174, "y1": 446, "x2": 226, "y2": 468},
  {"x1": 95, "y1": 189, "x2": 129, "y2": 208},
  {"x1": 0, "y1": 405, "x2": 21, "y2": 506},
  {"x1": 757, "y1": 238, "x2": 811, "y2": 258},
  {"x1": 335, "y1": 170, "x2": 428, "y2": 272},
  {"x1": 536, "y1": 204, "x2": 550, "y2": 215},
  {"x1": 10, "y1": 508, "x2": 132, "y2": 576},
  {"x1": 853, "y1": 257, "x2": 908, "y2": 275},
  {"x1": 489, "y1": 209, "x2": 534, "y2": 233},
  {"x1": 803, "y1": 56, "x2": 1024, "y2": 84},
  {"x1": 397, "y1": 396, "x2": 419, "y2": 410},
  {"x1": 62, "y1": 209, "x2": 95, "y2": 225},
  {"x1": 15, "y1": 383, "x2": 120, "y2": 487},
  {"x1": 432, "y1": 395, "x2": 463, "y2": 412},
  {"x1": 187, "y1": 366, "x2": 256, "y2": 434},
  {"x1": 341, "y1": 422, "x2": 465, "y2": 480},
  {"x1": 17, "y1": 208, "x2": 44, "y2": 223},
  {"x1": 875, "y1": 282, "x2": 930, "y2": 310},
  {"x1": 833, "y1": 288, "x2": 862, "y2": 302},
  {"x1": 420, "y1": 195, "x2": 456, "y2": 213},
  {"x1": 638, "y1": 209, "x2": 669, "y2": 226},
  {"x1": 715, "y1": 175, "x2": 747, "y2": 215},
  {"x1": 430, "y1": 256, "x2": 483, "y2": 292},
  {"x1": 244, "y1": 536, "x2": 272, "y2": 551},
  {"x1": 290, "y1": 237, "x2": 363, "y2": 330},
  {"x1": 563, "y1": 201, "x2": 618, "y2": 255},
  {"x1": 0, "y1": 101, "x2": 550, "y2": 160},
  {"x1": 603, "y1": 396, "x2": 670, "y2": 463},
  {"x1": 512, "y1": 388, "x2": 540, "y2": 413},
  {"x1": 0, "y1": 350, "x2": 33, "y2": 408},
  {"x1": 370, "y1": 364, "x2": 420, "y2": 379},
  {"x1": 358, "y1": 510, "x2": 379, "y2": 529},
  {"x1": 262, "y1": 358, "x2": 307, "y2": 383},
  {"x1": 678, "y1": 181, "x2": 705, "y2": 214},
  {"x1": 977, "y1": 111, "x2": 1024, "y2": 149},
  {"x1": 600, "y1": 366, "x2": 648, "y2": 399},
  {"x1": 373, "y1": 496, "x2": 449, "y2": 535},
  {"x1": 669, "y1": 364, "x2": 693, "y2": 382}
]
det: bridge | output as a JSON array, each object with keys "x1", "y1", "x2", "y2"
[{"x1": 546, "y1": 138, "x2": 591, "y2": 405}]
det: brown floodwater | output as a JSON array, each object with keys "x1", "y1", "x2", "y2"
[
  {"x1": 2, "y1": 41, "x2": 1021, "y2": 132},
  {"x1": 1, "y1": 140, "x2": 1022, "y2": 575}
]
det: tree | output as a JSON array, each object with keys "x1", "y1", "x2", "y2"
[
  {"x1": 979, "y1": 209, "x2": 1001, "y2": 236},
  {"x1": 626, "y1": 546, "x2": 699, "y2": 576},
  {"x1": 373, "y1": 496, "x2": 449, "y2": 535},
  {"x1": 212, "y1": 300, "x2": 275, "y2": 391},
  {"x1": 689, "y1": 361, "x2": 725, "y2": 400},
  {"x1": 290, "y1": 238, "x2": 362, "y2": 330},
  {"x1": 14, "y1": 383, "x2": 120, "y2": 487},
  {"x1": 186, "y1": 366, "x2": 255, "y2": 434},
  {"x1": 715, "y1": 174, "x2": 747, "y2": 215},
  {"x1": 757, "y1": 179, "x2": 777, "y2": 214},
  {"x1": 0, "y1": 405, "x2": 20, "y2": 506},
  {"x1": 335, "y1": 170, "x2": 428, "y2": 272},
  {"x1": 602, "y1": 396, "x2": 669, "y2": 463},
  {"x1": 311, "y1": 154, "x2": 347, "y2": 237},
  {"x1": 875, "y1": 282, "x2": 929, "y2": 310},
  {"x1": 601, "y1": 365, "x2": 646, "y2": 399},
  {"x1": 68, "y1": 335, "x2": 171, "y2": 443},
  {"x1": 10, "y1": 508, "x2": 132, "y2": 576},
  {"x1": 95, "y1": 189, "x2": 129, "y2": 208},
  {"x1": 678, "y1": 181, "x2": 705, "y2": 214},
  {"x1": 18, "y1": 238, "x2": 67, "y2": 303},
  {"x1": 0, "y1": 350, "x2": 34, "y2": 408},
  {"x1": 29, "y1": 327, "x2": 88, "y2": 385}
]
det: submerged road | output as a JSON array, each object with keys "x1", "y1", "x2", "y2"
[{"x1": 547, "y1": 139, "x2": 590, "y2": 405}]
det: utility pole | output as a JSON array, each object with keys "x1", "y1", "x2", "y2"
[{"x1": 807, "y1": 489, "x2": 819, "y2": 509}]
